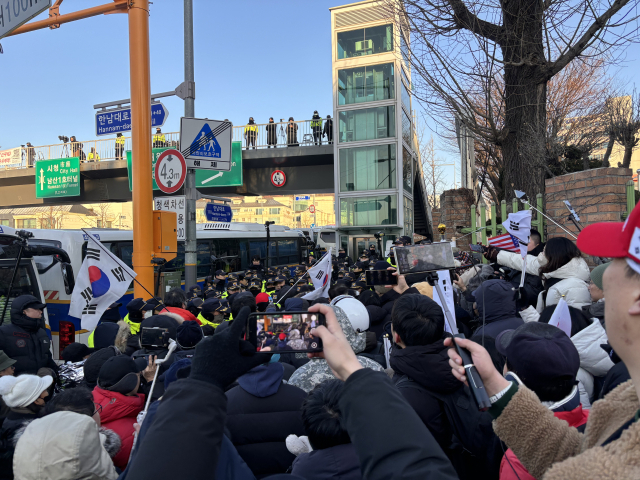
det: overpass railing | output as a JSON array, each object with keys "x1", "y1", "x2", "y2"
[{"x1": 2, "y1": 119, "x2": 332, "y2": 169}]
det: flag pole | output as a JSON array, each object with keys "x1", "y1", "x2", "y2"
[
  {"x1": 80, "y1": 229, "x2": 171, "y2": 314},
  {"x1": 519, "y1": 200, "x2": 577, "y2": 240},
  {"x1": 277, "y1": 249, "x2": 332, "y2": 307}
]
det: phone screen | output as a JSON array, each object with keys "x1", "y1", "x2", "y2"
[
  {"x1": 247, "y1": 312, "x2": 325, "y2": 353},
  {"x1": 394, "y1": 243, "x2": 456, "y2": 275},
  {"x1": 140, "y1": 327, "x2": 169, "y2": 348},
  {"x1": 365, "y1": 269, "x2": 398, "y2": 286}
]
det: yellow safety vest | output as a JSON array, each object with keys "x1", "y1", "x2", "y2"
[
  {"x1": 88, "y1": 329, "x2": 96, "y2": 348},
  {"x1": 116, "y1": 137, "x2": 125, "y2": 145},
  {"x1": 123, "y1": 314, "x2": 141, "y2": 335},
  {"x1": 153, "y1": 134, "x2": 166, "y2": 143},
  {"x1": 197, "y1": 313, "x2": 221, "y2": 329},
  {"x1": 386, "y1": 257, "x2": 397, "y2": 268},
  {"x1": 310, "y1": 119, "x2": 322, "y2": 128},
  {"x1": 87, "y1": 152, "x2": 100, "y2": 161},
  {"x1": 244, "y1": 125, "x2": 258, "y2": 134}
]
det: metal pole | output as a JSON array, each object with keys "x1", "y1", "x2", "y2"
[
  {"x1": 128, "y1": 0, "x2": 155, "y2": 297},
  {"x1": 183, "y1": 0, "x2": 197, "y2": 289}
]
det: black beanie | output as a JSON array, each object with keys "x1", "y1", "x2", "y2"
[{"x1": 83, "y1": 347, "x2": 119, "y2": 389}]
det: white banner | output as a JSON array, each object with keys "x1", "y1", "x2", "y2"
[
  {"x1": 69, "y1": 235, "x2": 137, "y2": 331},
  {"x1": 302, "y1": 248, "x2": 333, "y2": 301},
  {"x1": 0, "y1": 148, "x2": 22, "y2": 168},
  {"x1": 432, "y1": 270, "x2": 458, "y2": 334}
]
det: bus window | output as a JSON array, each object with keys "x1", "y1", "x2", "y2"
[
  {"x1": 215, "y1": 239, "x2": 242, "y2": 273},
  {"x1": 277, "y1": 239, "x2": 298, "y2": 264},
  {"x1": 320, "y1": 232, "x2": 336, "y2": 244},
  {"x1": 239, "y1": 241, "x2": 249, "y2": 270},
  {"x1": 197, "y1": 241, "x2": 212, "y2": 278},
  {"x1": 249, "y1": 241, "x2": 277, "y2": 266},
  {"x1": 119, "y1": 243, "x2": 134, "y2": 270},
  {"x1": 165, "y1": 243, "x2": 186, "y2": 278}
]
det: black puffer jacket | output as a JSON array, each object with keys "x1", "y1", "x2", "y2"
[
  {"x1": 365, "y1": 305, "x2": 387, "y2": 340},
  {"x1": 0, "y1": 296, "x2": 56, "y2": 376},
  {"x1": 471, "y1": 279, "x2": 524, "y2": 340},
  {"x1": 225, "y1": 362, "x2": 306, "y2": 478}
]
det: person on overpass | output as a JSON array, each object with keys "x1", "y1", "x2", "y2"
[
  {"x1": 311, "y1": 111, "x2": 323, "y2": 145},
  {"x1": 153, "y1": 128, "x2": 166, "y2": 148},
  {"x1": 70, "y1": 136, "x2": 86, "y2": 162},
  {"x1": 25, "y1": 142, "x2": 35, "y2": 167},
  {"x1": 266, "y1": 117, "x2": 277, "y2": 148},
  {"x1": 323, "y1": 115, "x2": 333, "y2": 144},
  {"x1": 244, "y1": 117, "x2": 258, "y2": 150},
  {"x1": 286, "y1": 117, "x2": 299, "y2": 147},
  {"x1": 87, "y1": 147, "x2": 100, "y2": 162},
  {"x1": 115, "y1": 133, "x2": 125, "y2": 161}
]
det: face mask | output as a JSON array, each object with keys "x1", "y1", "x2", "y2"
[{"x1": 144, "y1": 311, "x2": 153, "y2": 319}]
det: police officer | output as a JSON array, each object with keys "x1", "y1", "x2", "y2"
[
  {"x1": 274, "y1": 276, "x2": 287, "y2": 291},
  {"x1": 214, "y1": 270, "x2": 227, "y2": 293},
  {"x1": 311, "y1": 110, "x2": 323, "y2": 145},
  {"x1": 244, "y1": 117, "x2": 258, "y2": 150},
  {"x1": 115, "y1": 133, "x2": 125, "y2": 161},
  {"x1": 199, "y1": 298, "x2": 230, "y2": 329},
  {"x1": 123, "y1": 298, "x2": 149, "y2": 335},
  {"x1": 0, "y1": 295, "x2": 57, "y2": 376},
  {"x1": 87, "y1": 147, "x2": 100, "y2": 162},
  {"x1": 87, "y1": 302, "x2": 122, "y2": 348},
  {"x1": 387, "y1": 238, "x2": 403, "y2": 268},
  {"x1": 187, "y1": 285, "x2": 202, "y2": 299},
  {"x1": 153, "y1": 128, "x2": 166, "y2": 148},
  {"x1": 337, "y1": 247, "x2": 353, "y2": 268},
  {"x1": 145, "y1": 297, "x2": 167, "y2": 316},
  {"x1": 248, "y1": 279, "x2": 262, "y2": 297},
  {"x1": 323, "y1": 114, "x2": 333, "y2": 144}
]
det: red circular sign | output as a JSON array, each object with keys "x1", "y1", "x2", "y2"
[
  {"x1": 309, "y1": 205, "x2": 315, "y2": 213},
  {"x1": 271, "y1": 170, "x2": 286, "y2": 187},
  {"x1": 154, "y1": 149, "x2": 186, "y2": 194}
]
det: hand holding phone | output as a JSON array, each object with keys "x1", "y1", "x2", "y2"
[{"x1": 247, "y1": 311, "x2": 325, "y2": 353}]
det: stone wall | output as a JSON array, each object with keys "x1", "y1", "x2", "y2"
[
  {"x1": 544, "y1": 167, "x2": 632, "y2": 239},
  {"x1": 436, "y1": 188, "x2": 475, "y2": 249}
]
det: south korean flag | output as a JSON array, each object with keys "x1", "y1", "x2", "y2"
[
  {"x1": 302, "y1": 248, "x2": 333, "y2": 301},
  {"x1": 69, "y1": 233, "x2": 136, "y2": 331}
]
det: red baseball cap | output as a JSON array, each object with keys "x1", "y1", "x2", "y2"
[
  {"x1": 256, "y1": 293, "x2": 270, "y2": 304},
  {"x1": 577, "y1": 201, "x2": 640, "y2": 264}
]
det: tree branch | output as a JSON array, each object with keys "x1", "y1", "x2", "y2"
[{"x1": 445, "y1": 0, "x2": 504, "y2": 44}]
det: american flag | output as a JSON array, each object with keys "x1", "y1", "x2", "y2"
[{"x1": 487, "y1": 234, "x2": 520, "y2": 252}]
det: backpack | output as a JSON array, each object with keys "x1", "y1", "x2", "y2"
[{"x1": 395, "y1": 375, "x2": 502, "y2": 479}]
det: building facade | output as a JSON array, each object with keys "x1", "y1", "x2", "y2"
[{"x1": 330, "y1": 0, "x2": 431, "y2": 258}]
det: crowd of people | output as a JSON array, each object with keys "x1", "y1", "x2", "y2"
[{"x1": 0, "y1": 204, "x2": 635, "y2": 479}]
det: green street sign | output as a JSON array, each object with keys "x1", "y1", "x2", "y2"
[
  {"x1": 35, "y1": 157, "x2": 80, "y2": 198},
  {"x1": 126, "y1": 147, "x2": 170, "y2": 191},
  {"x1": 196, "y1": 141, "x2": 242, "y2": 187}
]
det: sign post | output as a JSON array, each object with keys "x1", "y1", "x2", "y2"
[
  {"x1": 154, "y1": 149, "x2": 186, "y2": 194},
  {"x1": 35, "y1": 157, "x2": 80, "y2": 198},
  {"x1": 180, "y1": 117, "x2": 232, "y2": 171}
]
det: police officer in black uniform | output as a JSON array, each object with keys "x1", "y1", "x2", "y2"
[{"x1": 0, "y1": 295, "x2": 57, "y2": 376}]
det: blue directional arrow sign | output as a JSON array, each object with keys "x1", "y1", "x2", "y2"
[
  {"x1": 95, "y1": 102, "x2": 169, "y2": 137},
  {"x1": 205, "y1": 203, "x2": 233, "y2": 223}
]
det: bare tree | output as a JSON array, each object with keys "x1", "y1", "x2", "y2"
[
  {"x1": 421, "y1": 134, "x2": 448, "y2": 210},
  {"x1": 385, "y1": 0, "x2": 640, "y2": 200},
  {"x1": 604, "y1": 93, "x2": 640, "y2": 168},
  {"x1": 36, "y1": 206, "x2": 65, "y2": 229}
]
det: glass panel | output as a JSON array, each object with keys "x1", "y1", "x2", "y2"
[
  {"x1": 338, "y1": 63, "x2": 395, "y2": 105},
  {"x1": 339, "y1": 143, "x2": 396, "y2": 192},
  {"x1": 337, "y1": 24, "x2": 393, "y2": 59},
  {"x1": 340, "y1": 195, "x2": 397, "y2": 227},
  {"x1": 401, "y1": 79, "x2": 411, "y2": 114},
  {"x1": 403, "y1": 146, "x2": 413, "y2": 193},
  {"x1": 278, "y1": 239, "x2": 296, "y2": 265},
  {"x1": 216, "y1": 238, "x2": 242, "y2": 273},
  {"x1": 164, "y1": 243, "x2": 185, "y2": 278},
  {"x1": 401, "y1": 30, "x2": 409, "y2": 65},
  {"x1": 197, "y1": 241, "x2": 212, "y2": 278},
  {"x1": 404, "y1": 196, "x2": 414, "y2": 235},
  {"x1": 320, "y1": 232, "x2": 336, "y2": 244},
  {"x1": 119, "y1": 242, "x2": 134, "y2": 270},
  {"x1": 338, "y1": 105, "x2": 395, "y2": 143},
  {"x1": 250, "y1": 241, "x2": 276, "y2": 262},
  {"x1": 402, "y1": 110, "x2": 411, "y2": 146}
]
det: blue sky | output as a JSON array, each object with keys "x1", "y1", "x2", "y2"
[{"x1": 1, "y1": 0, "x2": 638, "y2": 188}]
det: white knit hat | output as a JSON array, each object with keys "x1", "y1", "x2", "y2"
[{"x1": 0, "y1": 375, "x2": 53, "y2": 408}]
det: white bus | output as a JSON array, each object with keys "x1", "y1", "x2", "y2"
[{"x1": 0, "y1": 223, "x2": 308, "y2": 359}]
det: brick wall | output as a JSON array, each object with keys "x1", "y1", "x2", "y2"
[
  {"x1": 544, "y1": 167, "x2": 632, "y2": 240},
  {"x1": 437, "y1": 188, "x2": 474, "y2": 249}
]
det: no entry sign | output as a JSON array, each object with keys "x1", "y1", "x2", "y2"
[{"x1": 154, "y1": 149, "x2": 186, "y2": 194}]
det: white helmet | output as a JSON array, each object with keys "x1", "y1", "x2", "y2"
[{"x1": 330, "y1": 295, "x2": 370, "y2": 332}]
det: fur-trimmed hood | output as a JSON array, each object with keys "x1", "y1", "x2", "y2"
[{"x1": 115, "y1": 321, "x2": 132, "y2": 353}]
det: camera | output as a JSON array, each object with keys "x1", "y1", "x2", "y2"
[
  {"x1": 15, "y1": 230, "x2": 34, "y2": 240},
  {"x1": 374, "y1": 231, "x2": 385, "y2": 239},
  {"x1": 151, "y1": 257, "x2": 167, "y2": 265},
  {"x1": 58, "y1": 136, "x2": 69, "y2": 143}
]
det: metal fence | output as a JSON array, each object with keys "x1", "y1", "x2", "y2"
[{"x1": 2, "y1": 119, "x2": 333, "y2": 170}]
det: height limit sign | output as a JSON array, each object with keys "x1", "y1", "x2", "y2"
[
  {"x1": 180, "y1": 117, "x2": 232, "y2": 171},
  {"x1": 154, "y1": 149, "x2": 186, "y2": 194}
]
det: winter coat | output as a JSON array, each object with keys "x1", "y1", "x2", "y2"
[
  {"x1": 226, "y1": 362, "x2": 306, "y2": 478},
  {"x1": 266, "y1": 122, "x2": 277, "y2": 145},
  {"x1": 499, "y1": 390, "x2": 589, "y2": 480},
  {"x1": 570, "y1": 318, "x2": 614, "y2": 408},
  {"x1": 291, "y1": 443, "x2": 362, "y2": 480},
  {"x1": 0, "y1": 300, "x2": 56, "y2": 376},
  {"x1": 286, "y1": 123, "x2": 298, "y2": 146},
  {"x1": 322, "y1": 118, "x2": 333, "y2": 140},
  {"x1": 600, "y1": 361, "x2": 631, "y2": 399},
  {"x1": 0, "y1": 408, "x2": 39, "y2": 479},
  {"x1": 164, "y1": 307, "x2": 196, "y2": 323},
  {"x1": 582, "y1": 300, "x2": 605, "y2": 322},
  {"x1": 12, "y1": 411, "x2": 118, "y2": 480},
  {"x1": 289, "y1": 306, "x2": 384, "y2": 393},
  {"x1": 471, "y1": 279, "x2": 524, "y2": 340},
  {"x1": 365, "y1": 304, "x2": 387, "y2": 340},
  {"x1": 497, "y1": 251, "x2": 591, "y2": 311},
  {"x1": 492, "y1": 379, "x2": 640, "y2": 479},
  {"x1": 92, "y1": 386, "x2": 145, "y2": 470},
  {"x1": 390, "y1": 341, "x2": 464, "y2": 449}
]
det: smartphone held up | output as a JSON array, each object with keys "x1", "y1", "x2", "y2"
[{"x1": 247, "y1": 311, "x2": 325, "y2": 354}]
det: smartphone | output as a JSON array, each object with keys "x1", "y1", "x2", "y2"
[
  {"x1": 247, "y1": 311, "x2": 325, "y2": 353},
  {"x1": 394, "y1": 242, "x2": 456, "y2": 275},
  {"x1": 140, "y1": 327, "x2": 171, "y2": 348},
  {"x1": 365, "y1": 269, "x2": 398, "y2": 286},
  {"x1": 469, "y1": 244, "x2": 487, "y2": 253}
]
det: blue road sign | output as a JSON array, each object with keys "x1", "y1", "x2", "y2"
[
  {"x1": 311, "y1": 223, "x2": 315, "y2": 228},
  {"x1": 295, "y1": 195, "x2": 310, "y2": 201},
  {"x1": 95, "y1": 102, "x2": 169, "y2": 136},
  {"x1": 205, "y1": 203, "x2": 233, "y2": 223}
]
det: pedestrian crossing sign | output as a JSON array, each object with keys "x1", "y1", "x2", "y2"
[
  {"x1": 189, "y1": 123, "x2": 221, "y2": 159},
  {"x1": 179, "y1": 117, "x2": 232, "y2": 171}
]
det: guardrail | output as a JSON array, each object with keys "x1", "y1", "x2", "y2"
[{"x1": 1, "y1": 119, "x2": 334, "y2": 170}]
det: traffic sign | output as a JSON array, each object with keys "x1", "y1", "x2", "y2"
[
  {"x1": 196, "y1": 142, "x2": 242, "y2": 187},
  {"x1": 204, "y1": 203, "x2": 233, "y2": 223},
  {"x1": 180, "y1": 117, "x2": 232, "y2": 171},
  {"x1": 155, "y1": 196, "x2": 186, "y2": 240},
  {"x1": 309, "y1": 205, "x2": 315, "y2": 213},
  {"x1": 311, "y1": 223, "x2": 315, "y2": 228},
  {"x1": 35, "y1": 157, "x2": 80, "y2": 198},
  {"x1": 95, "y1": 102, "x2": 169, "y2": 137},
  {"x1": 154, "y1": 149, "x2": 186, "y2": 194},
  {"x1": 0, "y1": 0, "x2": 51, "y2": 40},
  {"x1": 126, "y1": 147, "x2": 171, "y2": 191},
  {"x1": 295, "y1": 195, "x2": 310, "y2": 201},
  {"x1": 271, "y1": 170, "x2": 286, "y2": 187}
]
